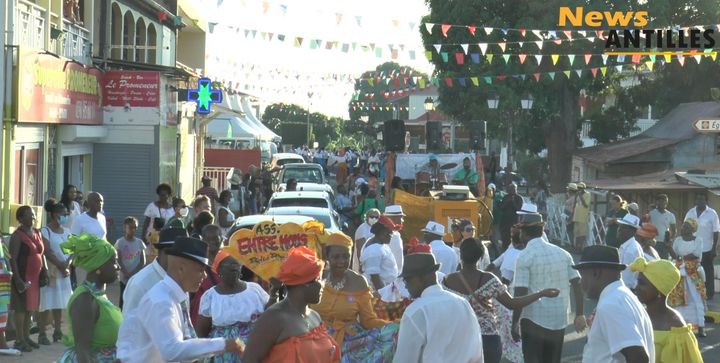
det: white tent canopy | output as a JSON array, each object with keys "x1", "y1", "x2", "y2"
[{"x1": 206, "y1": 112, "x2": 274, "y2": 141}]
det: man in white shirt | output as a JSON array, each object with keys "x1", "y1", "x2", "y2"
[
  {"x1": 685, "y1": 193, "x2": 720, "y2": 299},
  {"x1": 616, "y1": 214, "x2": 643, "y2": 289},
  {"x1": 649, "y1": 194, "x2": 676, "y2": 259},
  {"x1": 117, "y1": 237, "x2": 243, "y2": 362},
  {"x1": 354, "y1": 209, "x2": 380, "y2": 261},
  {"x1": 384, "y1": 205, "x2": 406, "y2": 271},
  {"x1": 575, "y1": 245, "x2": 654, "y2": 363},
  {"x1": 512, "y1": 212, "x2": 586, "y2": 363},
  {"x1": 422, "y1": 221, "x2": 459, "y2": 275},
  {"x1": 70, "y1": 192, "x2": 107, "y2": 283},
  {"x1": 120, "y1": 228, "x2": 188, "y2": 314},
  {"x1": 393, "y1": 249, "x2": 483, "y2": 363}
]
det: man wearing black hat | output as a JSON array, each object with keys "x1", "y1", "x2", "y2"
[
  {"x1": 511, "y1": 213, "x2": 586, "y2": 363},
  {"x1": 120, "y1": 227, "x2": 188, "y2": 313},
  {"x1": 574, "y1": 245, "x2": 654, "y2": 363},
  {"x1": 393, "y1": 250, "x2": 484, "y2": 363},
  {"x1": 117, "y1": 237, "x2": 244, "y2": 362}
]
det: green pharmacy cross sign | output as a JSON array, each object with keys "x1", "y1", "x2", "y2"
[{"x1": 188, "y1": 78, "x2": 222, "y2": 114}]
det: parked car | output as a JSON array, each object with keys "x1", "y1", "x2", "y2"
[
  {"x1": 228, "y1": 214, "x2": 315, "y2": 236},
  {"x1": 269, "y1": 153, "x2": 305, "y2": 171},
  {"x1": 274, "y1": 163, "x2": 327, "y2": 191},
  {"x1": 267, "y1": 191, "x2": 334, "y2": 211},
  {"x1": 264, "y1": 206, "x2": 346, "y2": 233}
]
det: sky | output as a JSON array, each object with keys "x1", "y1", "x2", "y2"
[{"x1": 202, "y1": 0, "x2": 434, "y2": 118}]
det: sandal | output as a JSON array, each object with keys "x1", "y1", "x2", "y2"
[
  {"x1": 38, "y1": 334, "x2": 51, "y2": 345},
  {"x1": 53, "y1": 330, "x2": 63, "y2": 342}
]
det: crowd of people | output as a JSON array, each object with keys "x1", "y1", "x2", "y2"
[{"x1": 0, "y1": 145, "x2": 715, "y2": 362}]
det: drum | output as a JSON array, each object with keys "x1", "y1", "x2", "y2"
[{"x1": 416, "y1": 171, "x2": 431, "y2": 185}]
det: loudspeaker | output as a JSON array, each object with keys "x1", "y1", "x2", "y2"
[
  {"x1": 426, "y1": 121, "x2": 442, "y2": 150},
  {"x1": 383, "y1": 120, "x2": 406, "y2": 151},
  {"x1": 469, "y1": 121, "x2": 486, "y2": 151}
]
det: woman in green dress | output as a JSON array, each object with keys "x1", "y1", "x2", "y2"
[{"x1": 58, "y1": 234, "x2": 122, "y2": 363}]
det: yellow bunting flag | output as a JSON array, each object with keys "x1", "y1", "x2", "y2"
[{"x1": 551, "y1": 54, "x2": 560, "y2": 65}]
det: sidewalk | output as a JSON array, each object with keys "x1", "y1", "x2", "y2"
[{"x1": 2, "y1": 282, "x2": 121, "y2": 363}]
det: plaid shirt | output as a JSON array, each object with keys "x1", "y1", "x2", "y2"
[{"x1": 514, "y1": 237, "x2": 580, "y2": 330}]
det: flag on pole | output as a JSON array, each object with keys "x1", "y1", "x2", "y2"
[{"x1": 476, "y1": 150, "x2": 486, "y2": 197}]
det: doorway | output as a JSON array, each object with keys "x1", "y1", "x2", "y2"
[{"x1": 63, "y1": 155, "x2": 86, "y2": 194}]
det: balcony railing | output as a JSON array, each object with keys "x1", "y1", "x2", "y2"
[
  {"x1": 61, "y1": 19, "x2": 91, "y2": 64},
  {"x1": 15, "y1": 0, "x2": 46, "y2": 49}
]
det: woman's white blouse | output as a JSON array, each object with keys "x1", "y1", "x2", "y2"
[{"x1": 198, "y1": 283, "x2": 269, "y2": 326}]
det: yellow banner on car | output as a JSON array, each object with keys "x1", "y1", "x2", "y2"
[{"x1": 224, "y1": 220, "x2": 326, "y2": 281}]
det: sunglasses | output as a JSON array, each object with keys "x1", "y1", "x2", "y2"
[{"x1": 464, "y1": 228, "x2": 476, "y2": 232}]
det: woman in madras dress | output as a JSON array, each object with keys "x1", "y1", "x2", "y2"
[
  {"x1": 58, "y1": 234, "x2": 122, "y2": 362},
  {"x1": 196, "y1": 254, "x2": 278, "y2": 363},
  {"x1": 312, "y1": 232, "x2": 399, "y2": 363},
  {"x1": 669, "y1": 219, "x2": 708, "y2": 337}
]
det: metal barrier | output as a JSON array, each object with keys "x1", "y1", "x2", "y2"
[
  {"x1": 202, "y1": 167, "x2": 232, "y2": 191},
  {"x1": 61, "y1": 19, "x2": 91, "y2": 64},
  {"x1": 546, "y1": 195, "x2": 606, "y2": 248},
  {"x1": 15, "y1": 0, "x2": 46, "y2": 50}
]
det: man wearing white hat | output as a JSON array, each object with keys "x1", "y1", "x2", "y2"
[
  {"x1": 422, "y1": 221, "x2": 459, "y2": 275},
  {"x1": 616, "y1": 214, "x2": 643, "y2": 289},
  {"x1": 384, "y1": 205, "x2": 406, "y2": 271}
]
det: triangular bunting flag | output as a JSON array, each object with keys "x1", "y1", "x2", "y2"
[
  {"x1": 584, "y1": 54, "x2": 592, "y2": 64},
  {"x1": 455, "y1": 52, "x2": 465, "y2": 65},
  {"x1": 441, "y1": 24, "x2": 452, "y2": 37},
  {"x1": 534, "y1": 54, "x2": 543, "y2": 64},
  {"x1": 649, "y1": 55, "x2": 656, "y2": 62},
  {"x1": 564, "y1": 30, "x2": 573, "y2": 39},
  {"x1": 553, "y1": 39, "x2": 562, "y2": 45},
  {"x1": 601, "y1": 54, "x2": 609, "y2": 64},
  {"x1": 535, "y1": 41, "x2": 544, "y2": 50},
  {"x1": 336, "y1": 13, "x2": 343, "y2": 25},
  {"x1": 587, "y1": 37, "x2": 596, "y2": 42},
  {"x1": 355, "y1": 16, "x2": 362, "y2": 26},
  {"x1": 295, "y1": 37, "x2": 303, "y2": 47},
  {"x1": 479, "y1": 43, "x2": 488, "y2": 55},
  {"x1": 575, "y1": 69, "x2": 582, "y2": 77},
  {"x1": 458, "y1": 78, "x2": 467, "y2": 87},
  {"x1": 461, "y1": 44, "x2": 469, "y2": 54},
  {"x1": 484, "y1": 76, "x2": 492, "y2": 84},
  {"x1": 419, "y1": 78, "x2": 426, "y2": 88},
  {"x1": 484, "y1": 27, "x2": 493, "y2": 35},
  {"x1": 467, "y1": 26, "x2": 476, "y2": 36},
  {"x1": 470, "y1": 53, "x2": 480, "y2": 64},
  {"x1": 532, "y1": 30, "x2": 542, "y2": 39},
  {"x1": 548, "y1": 30, "x2": 557, "y2": 38},
  {"x1": 617, "y1": 55, "x2": 625, "y2": 62},
  {"x1": 425, "y1": 51, "x2": 433, "y2": 60},
  {"x1": 520, "y1": 28, "x2": 526, "y2": 37},
  {"x1": 631, "y1": 54, "x2": 641, "y2": 64},
  {"x1": 694, "y1": 55, "x2": 702, "y2": 64},
  {"x1": 548, "y1": 72, "x2": 556, "y2": 80},
  {"x1": 433, "y1": 44, "x2": 442, "y2": 53},
  {"x1": 441, "y1": 52, "x2": 449, "y2": 62},
  {"x1": 615, "y1": 65, "x2": 623, "y2": 72},
  {"x1": 663, "y1": 54, "x2": 671, "y2": 63},
  {"x1": 471, "y1": 77, "x2": 479, "y2": 86},
  {"x1": 444, "y1": 78, "x2": 454, "y2": 87},
  {"x1": 568, "y1": 54, "x2": 576, "y2": 65},
  {"x1": 375, "y1": 48, "x2": 382, "y2": 57},
  {"x1": 645, "y1": 61, "x2": 654, "y2": 71},
  {"x1": 409, "y1": 22, "x2": 416, "y2": 30},
  {"x1": 600, "y1": 67, "x2": 607, "y2": 76},
  {"x1": 578, "y1": 30, "x2": 587, "y2": 37},
  {"x1": 498, "y1": 42, "x2": 507, "y2": 52},
  {"x1": 551, "y1": 54, "x2": 560, "y2": 65},
  {"x1": 591, "y1": 68, "x2": 598, "y2": 77},
  {"x1": 518, "y1": 42, "x2": 524, "y2": 48},
  {"x1": 425, "y1": 23, "x2": 434, "y2": 34},
  {"x1": 519, "y1": 54, "x2": 527, "y2": 64},
  {"x1": 502, "y1": 54, "x2": 510, "y2": 63},
  {"x1": 533, "y1": 73, "x2": 541, "y2": 81},
  {"x1": 487, "y1": 54, "x2": 494, "y2": 63},
  {"x1": 563, "y1": 70, "x2": 571, "y2": 78}
]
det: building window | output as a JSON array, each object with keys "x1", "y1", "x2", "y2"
[
  {"x1": 135, "y1": 18, "x2": 147, "y2": 62},
  {"x1": 111, "y1": 4, "x2": 122, "y2": 59},
  {"x1": 147, "y1": 24, "x2": 157, "y2": 64},
  {"x1": 122, "y1": 11, "x2": 135, "y2": 61}
]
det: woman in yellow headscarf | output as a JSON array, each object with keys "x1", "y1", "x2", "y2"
[
  {"x1": 630, "y1": 257, "x2": 704, "y2": 363},
  {"x1": 57, "y1": 234, "x2": 122, "y2": 363},
  {"x1": 311, "y1": 232, "x2": 399, "y2": 363}
]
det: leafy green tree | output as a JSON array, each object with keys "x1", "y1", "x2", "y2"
[{"x1": 261, "y1": 103, "x2": 342, "y2": 147}]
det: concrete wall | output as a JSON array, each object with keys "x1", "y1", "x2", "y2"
[{"x1": 672, "y1": 134, "x2": 718, "y2": 168}]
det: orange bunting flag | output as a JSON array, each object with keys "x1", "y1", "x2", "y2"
[
  {"x1": 467, "y1": 26, "x2": 476, "y2": 36},
  {"x1": 444, "y1": 77, "x2": 453, "y2": 87},
  {"x1": 584, "y1": 54, "x2": 592, "y2": 64},
  {"x1": 564, "y1": 30, "x2": 573, "y2": 39},
  {"x1": 631, "y1": 54, "x2": 641, "y2": 64},
  {"x1": 591, "y1": 68, "x2": 598, "y2": 77},
  {"x1": 455, "y1": 52, "x2": 465, "y2": 65},
  {"x1": 533, "y1": 73, "x2": 541, "y2": 81},
  {"x1": 441, "y1": 24, "x2": 451, "y2": 37},
  {"x1": 520, "y1": 28, "x2": 526, "y2": 37},
  {"x1": 498, "y1": 42, "x2": 507, "y2": 52},
  {"x1": 519, "y1": 54, "x2": 527, "y2": 64}
]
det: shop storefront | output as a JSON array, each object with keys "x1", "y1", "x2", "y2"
[{"x1": 3, "y1": 47, "x2": 104, "y2": 231}]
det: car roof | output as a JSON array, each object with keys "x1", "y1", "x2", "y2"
[
  {"x1": 273, "y1": 153, "x2": 304, "y2": 160},
  {"x1": 232, "y1": 214, "x2": 314, "y2": 228},
  {"x1": 265, "y1": 206, "x2": 333, "y2": 215},
  {"x1": 281, "y1": 163, "x2": 323, "y2": 169},
  {"x1": 270, "y1": 191, "x2": 330, "y2": 199}
]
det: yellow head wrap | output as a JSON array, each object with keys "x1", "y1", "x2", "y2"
[
  {"x1": 324, "y1": 232, "x2": 353, "y2": 250},
  {"x1": 61, "y1": 233, "x2": 116, "y2": 272},
  {"x1": 629, "y1": 257, "x2": 680, "y2": 296}
]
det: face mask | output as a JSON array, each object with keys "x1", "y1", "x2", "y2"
[
  {"x1": 59, "y1": 215, "x2": 69, "y2": 225},
  {"x1": 367, "y1": 217, "x2": 378, "y2": 226},
  {"x1": 180, "y1": 207, "x2": 190, "y2": 217}
]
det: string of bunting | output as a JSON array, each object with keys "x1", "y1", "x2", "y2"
[{"x1": 423, "y1": 22, "x2": 720, "y2": 39}]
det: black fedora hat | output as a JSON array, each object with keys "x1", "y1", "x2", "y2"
[
  {"x1": 165, "y1": 237, "x2": 210, "y2": 266},
  {"x1": 155, "y1": 227, "x2": 189, "y2": 249},
  {"x1": 399, "y1": 253, "x2": 440, "y2": 278},
  {"x1": 572, "y1": 245, "x2": 626, "y2": 271}
]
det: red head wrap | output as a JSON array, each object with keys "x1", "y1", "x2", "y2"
[
  {"x1": 407, "y1": 236, "x2": 432, "y2": 254},
  {"x1": 276, "y1": 246, "x2": 325, "y2": 286}
]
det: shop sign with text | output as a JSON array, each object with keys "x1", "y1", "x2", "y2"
[{"x1": 103, "y1": 71, "x2": 160, "y2": 107}]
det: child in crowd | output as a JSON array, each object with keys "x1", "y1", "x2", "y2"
[
  {"x1": 165, "y1": 198, "x2": 189, "y2": 229},
  {"x1": 145, "y1": 217, "x2": 165, "y2": 262},
  {"x1": 115, "y1": 217, "x2": 146, "y2": 309}
]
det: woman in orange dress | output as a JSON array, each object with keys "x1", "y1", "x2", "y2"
[
  {"x1": 311, "y1": 233, "x2": 399, "y2": 362},
  {"x1": 243, "y1": 246, "x2": 339, "y2": 363}
]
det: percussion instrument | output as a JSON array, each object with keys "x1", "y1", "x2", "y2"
[{"x1": 439, "y1": 162, "x2": 457, "y2": 170}]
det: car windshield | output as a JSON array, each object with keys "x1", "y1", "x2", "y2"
[
  {"x1": 271, "y1": 198, "x2": 327, "y2": 208},
  {"x1": 268, "y1": 210, "x2": 333, "y2": 229},
  {"x1": 282, "y1": 168, "x2": 322, "y2": 183}
]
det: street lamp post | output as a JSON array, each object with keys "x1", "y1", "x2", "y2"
[
  {"x1": 424, "y1": 97, "x2": 434, "y2": 151},
  {"x1": 360, "y1": 114, "x2": 369, "y2": 146},
  {"x1": 486, "y1": 92, "x2": 533, "y2": 173},
  {"x1": 307, "y1": 92, "x2": 313, "y2": 146}
]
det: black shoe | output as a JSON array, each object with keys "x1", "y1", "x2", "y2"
[
  {"x1": 26, "y1": 338, "x2": 40, "y2": 349},
  {"x1": 38, "y1": 334, "x2": 51, "y2": 345},
  {"x1": 13, "y1": 340, "x2": 32, "y2": 352},
  {"x1": 53, "y1": 330, "x2": 63, "y2": 342},
  {"x1": 29, "y1": 326, "x2": 39, "y2": 334}
]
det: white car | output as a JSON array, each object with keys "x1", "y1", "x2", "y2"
[
  {"x1": 267, "y1": 191, "x2": 334, "y2": 211},
  {"x1": 269, "y1": 153, "x2": 305, "y2": 170},
  {"x1": 264, "y1": 206, "x2": 346, "y2": 233},
  {"x1": 227, "y1": 214, "x2": 315, "y2": 237}
]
